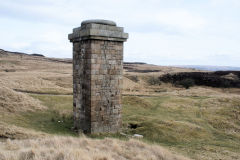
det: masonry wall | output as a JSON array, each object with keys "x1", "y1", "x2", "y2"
[{"x1": 73, "y1": 39, "x2": 123, "y2": 133}]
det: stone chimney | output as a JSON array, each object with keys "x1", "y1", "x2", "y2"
[{"x1": 68, "y1": 19, "x2": 128, "y2": 133}]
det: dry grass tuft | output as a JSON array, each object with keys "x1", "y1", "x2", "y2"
[
  {"x1": 0, "y1": 122, "x2": 46, "y2": 139},
  {"x1": 0, "y1": 136, "x2": 190, "y2": 160},
  {"x1": 123, "y1": 96, "x2": 152, "y2": 108},
  {"x1": 0, "y1": 87, "x2": 46, "y2": 113},
  {"x1": 0, "y1": 74, "x2": 72, "y2": 95}
]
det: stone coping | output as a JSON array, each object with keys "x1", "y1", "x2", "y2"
[
  {"x1": 69, "y1": 20, "x2": 128, "y2": 42},
  {"x1": 81, "y1": 19, "x2": 116, "y2": 26}
]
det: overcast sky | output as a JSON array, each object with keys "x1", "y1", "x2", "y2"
[{"x1": 0, "y1": 0, "x2": 240, "y2": 66}]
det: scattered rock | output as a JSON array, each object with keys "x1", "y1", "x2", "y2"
[
  {"x1": 120, "y1": 132, "x2": 127, "y2": 136},
  {"x1": 133, "y1": 134, "x2": 143, "y2": 138}
]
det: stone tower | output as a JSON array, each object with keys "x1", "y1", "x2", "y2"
[{"x1": 68, "y1": 20, "x2": 128, "y2": 133}]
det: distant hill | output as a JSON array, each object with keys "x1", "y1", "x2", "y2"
[
  {"x1": 0, "y1": 48, "x2": 73, "y2": 64},
  {"x1": 175, "y1": 65, "x2": 240, "y2": 71},
  {"x1": 0, "y1": 49, "x2": 45, "y2": 57}
]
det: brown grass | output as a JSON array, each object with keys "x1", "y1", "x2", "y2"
[
  {"x1": 0, "y1": 54, "x2": 72, "y2": 95},
  {"x1": 0, "y1": 122, "x2": 46, "y2": 139},
  {"x1": 0, "y1": 86, "x2": 46, "y2": 113},
  {"x1": 0, "y1": 136, "x2": 190, "y2": 160},
  {"x1": 123, "y1": 96, "x2": 152, "y2": 108}
]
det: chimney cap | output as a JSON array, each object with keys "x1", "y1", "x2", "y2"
[{"x1": 81, "y1": 19, "x2": 116, "y2": 26}]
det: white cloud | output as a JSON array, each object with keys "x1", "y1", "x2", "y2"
[
  {"x1": 210, "y1": 0, "x2": 240, "y2": 7},
  {"x1": 156, "y1": 10, "x2": 206, "y2": 30},
  {"x1": 11, "y1": 42, "x2": 31, "y2": 50},
  {"x1": 0, "y1": 0, "x2": 239, "y2": 67}
]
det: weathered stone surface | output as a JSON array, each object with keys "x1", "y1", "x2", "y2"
[
  {"x1": 69, "y1": 21, "x2": 128, "y2": 42},
  {"x1": 81, "y1": 19, "x2": 116, "y2": 26},
  {"x1": 69, "y1": 20, "x2": 128, "y2": 133}
]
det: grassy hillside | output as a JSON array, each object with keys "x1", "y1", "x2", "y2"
[{"x1": 0, "y1": 50, "x2": 240, "y2": 160}]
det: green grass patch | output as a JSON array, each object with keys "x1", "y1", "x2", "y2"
[
  {"x1": 2, "y1": 94, "x2": 76, "y2": 136},
  {"x1": 26, "y1": 94, "x2": 75, "y2": 135},
  {"x1": 30, "y1": 94, "x2": 73, "y2": 114},
  {"x1": 122, "y1": 95, "x2": 240, "y2": 159}
]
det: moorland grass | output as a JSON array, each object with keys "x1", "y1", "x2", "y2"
[
  {"x1": 122, "y1": 95, "x2": 240, "y2": 159},
  {"x1": 1, "y1": 94, "x2": 76, "y2": 136},
  {"x1": 1, "y1": 93, "x2": 240, "y2": 159}
]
